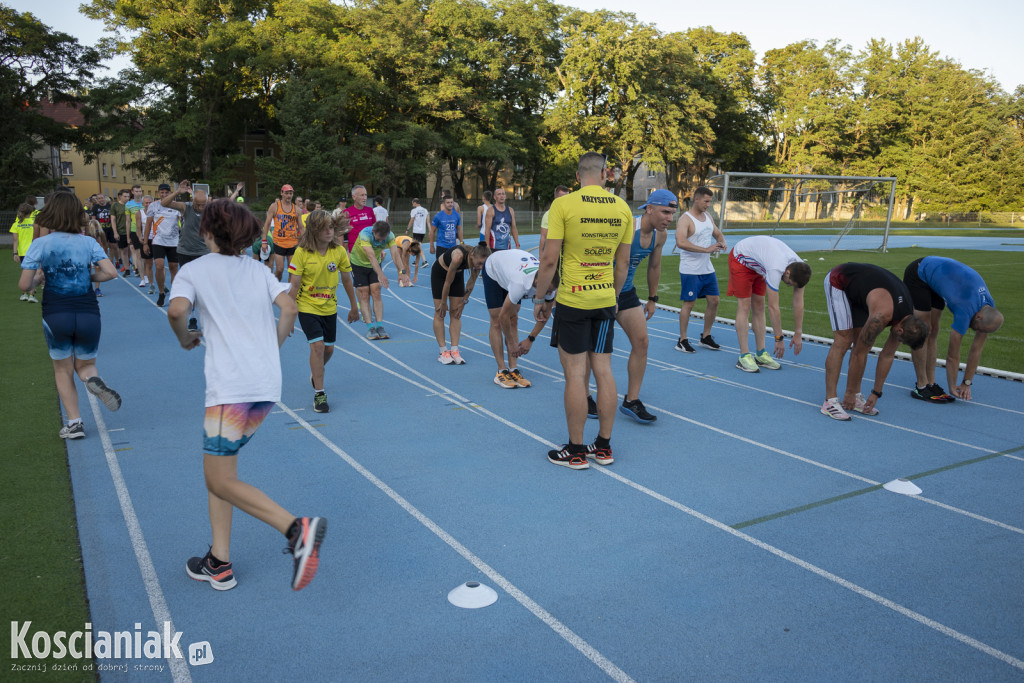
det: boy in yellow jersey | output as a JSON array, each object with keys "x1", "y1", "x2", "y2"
[
  {"x1": 533, "y1": 152, "x2": 633, "y2": 469},
  {"x1": 288, "y1": 211, "x2": 359, "y2": 413}
]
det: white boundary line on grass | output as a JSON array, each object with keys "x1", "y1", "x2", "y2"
[
  {"x1": 327, "y1": 316, "x2": 1024, "y2": 673},
  {"x1": 87, "y1": 394, "x2": 192, "y2": 683}
]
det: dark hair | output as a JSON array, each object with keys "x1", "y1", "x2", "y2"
[
  {"x1": 407, "y1": 241, "x2": 422, "y2": 256},
  {"x1": 16, "y1": 203, "x2": 34, "y2": 222},
  {"x1": 786, "y1": 261, "x2": 812, "y2": 288},
  {"x1": 577, "y1": 151, "x2": 606, "y2": 177},
  {"x1": 371, "y1": 220, "x2": 391, "y2": 241},
  {"x1": 35, "y1": 191, "x2": 87, "y2": 234},
  {"x1": 482, "y1": 190, "x2": 493, "y2": 202},
  {"x1": 374, "y1": 195, "x2": 384, "y2": 206},
  {"x1": 199, "y1": 199, "x2": 262, "y2": 255},
  {"x1": 305, "y1": 199, "x2": 316, "y2": 211},
  {"x1": 901, "y1": 315, "x2": 929, "y2": 351},
  {"x1": 554, "y1": 185, "x2": 570, "y2": 196},
  {"x1": 411, "y1": 197, "x2": 421, "y2": 205},
  {"x1": 25, "y1": 195, "x2": 37, "y2": 207},
  {"x1": 694, "y1": 186, "x2": 713, "y2": 199}
]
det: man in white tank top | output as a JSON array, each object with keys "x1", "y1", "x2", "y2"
[{"x1": 675, "y1": 186, "x2": 726, "y2": 353}]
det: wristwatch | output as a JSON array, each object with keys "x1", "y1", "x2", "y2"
[
  {"x1": 527, "y1": 335, "x2": 536, "y2": 343},
  {"x1": 648, "y1": 295, "x2": 658, "y2": 303},
  {"x1": 399, "y1": 269, "x2": 406, "y2": 274},
  {"x1": 964, "y1": 378, "x2": 972, "y2": 386},
  {"x1": 871, "y1": 389, "x2": 883, "y2": 398},
  {"x1": 774, "y1": 335, "x2": 784, "y2": 341}
]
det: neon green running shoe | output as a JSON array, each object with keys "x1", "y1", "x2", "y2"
[
  {"x1": 754, "y1": 350, "x2": 781, "y2": 370},
  {"x1": 735, "y1": 353, "x2": 759, "y2": 373}
]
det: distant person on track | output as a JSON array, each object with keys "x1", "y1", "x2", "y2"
[
  {"x1": 11, "y1": 202, "x2": 39, "y2": 302},
  {"x1": 821, "y1": 262, "x2": 929, "y2": 420},
  {"x1": 350, "y1": 220, "x2": 409, "y2": 339},
  {"x1": 484, "y1": 187, "x2": 520, "y2": 251},
  {"x1": 432, "y1": 243, "x2": 490, "y2": 365},
  {"x1": 394, "y1": 234, "x2": 424, "y2": 285},
  {"x1": 674, "y1": 186, "x2": 727, "y2": 353},
  {"x1": 406, "y1": 197, "x2": 430, "y2": 268},
  {"x1": 903, "y1": 256, "x2": 1003, "y2": 402},
  {"x1": 19, "y1": 191, "x2": 122, "y2": 440},
  {"x1": 168, "y1": 198, "x2": 326, "y2": 592}
]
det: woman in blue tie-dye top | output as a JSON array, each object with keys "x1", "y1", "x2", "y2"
[{"x1": 19, "y1": 191, "x2": 122, "y2": 440}]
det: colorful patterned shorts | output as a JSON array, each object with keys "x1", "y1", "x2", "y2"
[{"x1": 202, "y1": 401, "x2": 275, "y2": 456}]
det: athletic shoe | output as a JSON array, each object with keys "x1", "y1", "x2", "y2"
[
  {"x1": 313, "y1": 392, "x2": 329, "y2": 413},
  {"x1": 675, "y1": 338, "x2": 696, "y2": 353},
  {"x1": 186, "y1": 550, "x2": 237, "y2": 591},
  {"x1": 853, "y1": 393, "x2": 879, "y2": 416},
  {"x1": 494, "y1": 369, "x2": 517, "y2": 388},
  {"x1": 700, "y1": 334, "x2": 721, "y2": 350},
  {"x1": 754, "y1": 350, "x2": 781, "y2": 370},
  {"x1": 164, "y1": 287, "x2": 170, "y2": 294},
  {"x1": 59, "y1": 422, "x2": 85, "y2": 440},
  {"x1": 147, "y1": 285, "x2": 155, "y2": 294},
  {"x1": 584, "y1": 442, "x2": 614, "y2": 466},
  {"x1": 587, "y1": 394, "x2": 598, "y2": 419},
  {"x1": 187, "y1": 317, "x2": 198, "y2": 332},
  {"x1": 367, "y1": 327, "x2": 380, "y2": 340},
  {"x1": 138, "y1": 277, "x2": 148, "y2": 288},
  {"x1": 450, "y1": 349, "x2": 465, "y2": 365},
  {"x1": 86, "y1": 377, "x2": 122, "y2": 411},
  {"x1": 910, "y1": 385, "x2": 948, "y2": 403},
  {"x1": 94, "y1": 287, "x2": 103, "y2": 297},
  {"x1": 547, "y1": 445, "x2": 589, "y2": 470},
  {"x1": 927, "y1": 384, "x2": 955, "y2": 403},
  {"x1": 438, "y1": 350, "x2": 454, "y2": 365},
  {"x1": 19, "y1": 293, "x2": 28, "y2": 301},
  {"x1": 736, "y1": 353, "x2": 759, "y2": 373},
  {"x1": 375, "y1": 325, "x2": 389, "y2": 339},
  {"x1": 26, "y1": 294, "x2": 38, "y2": 303},
  {"x1": 284, "y1": 516, "x2": 326, "y2": 591},
  {"x1": 820, "y1": 397, "x2": 851, "y2": 421},
  {"x1": 620, "y1": 398, "x2": 657, "y2": 423},
  {"x1": 509, "y1": 369, "x2": 531, "y2": 387},
  {"x1": 156, "y1": 293, "x2": 165, "y2": 307}
]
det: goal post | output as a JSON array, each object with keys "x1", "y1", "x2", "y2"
[{"x1": 706, "y1": 172, "x2": 898, "y2": 252}]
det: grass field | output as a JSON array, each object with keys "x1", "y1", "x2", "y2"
[
  {"x1": 0, "y1": 258, "x2": 94, "y2": 681},
  {"x1": 632, "y1": 247, "x2": 1023, "y2": 375}
]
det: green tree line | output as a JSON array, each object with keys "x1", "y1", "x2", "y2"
[{"x1": 3, "y1": 0, "x2": 1022, "y2": 213}]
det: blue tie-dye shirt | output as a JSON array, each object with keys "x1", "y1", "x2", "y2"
[{"x1": 21, "y1": 232, "x2": 108, "y2": 314}]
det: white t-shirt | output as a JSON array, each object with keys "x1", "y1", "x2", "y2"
[
  {"x1": 484, "y1": 249, "x2": 556, "y2": 304},
  {"x1": 147, "y1": 202, "x2": 181, "y2": 247},
  {"x1": 678, "y1": 210, "x2": 716, "y2": 275},
  {"x1": 169, "y1": 254, "x2": 290, "y2": 406},
  {"x1": 732, "y1": 235, "x2": 801, "y2": 291},
  {"x1": 373, "y1": 205, "x2": 389, "y2": 223},
  {"x1": 409, "y1": 206, "x2": 429, "y2": 234}
]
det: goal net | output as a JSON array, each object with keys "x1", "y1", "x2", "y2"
[{"x1": 705, "y1": 172, "x2": 897, "y2": 252}]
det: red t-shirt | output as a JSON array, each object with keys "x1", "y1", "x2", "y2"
[{"x1": 344, "y1": 205, "x2": 376, "y2": 253}]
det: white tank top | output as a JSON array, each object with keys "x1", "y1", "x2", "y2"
[{"x1": 678, "y1": 211, "x2": 716, "y2": 275}]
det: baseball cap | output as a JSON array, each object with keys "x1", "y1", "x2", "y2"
[
  {"x1": 638, "y1": 189, "x2": 678, "y2": 211},
  {"x1": 281, "y1": 184, "x2": 294, "y2": 192},
  {"x1": 158, "y1": 183, "x2": 171, "y2": 191},
  {"x1": 236, "y1": 196, "x2": 245, "y2": 203}
]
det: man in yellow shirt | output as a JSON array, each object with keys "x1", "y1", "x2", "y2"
[{"x1": 533, "y1": 152, "x2": 633, "y2": 469}]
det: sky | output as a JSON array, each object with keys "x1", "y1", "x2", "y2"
[{"x1": 12, "y1": 0, "x2": 1023, "y2": 92}]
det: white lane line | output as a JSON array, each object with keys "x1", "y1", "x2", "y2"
[
  {"x1": 277, "y1": 403, "x2": 635, "y2": 683},
  {"x1": 88, "y1": 394, "x2": 192, "y2": 683}
]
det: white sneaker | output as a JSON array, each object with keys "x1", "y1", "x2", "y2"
[
  {"x1": 19, "y1": 293, "x2": 29, "y2": 301},
  {"x1": 820, "y1": 397, "x2": 851, "y2": 421},
  {"x1": 138, "y1": 277, "x2": 149, "y2": 288}
]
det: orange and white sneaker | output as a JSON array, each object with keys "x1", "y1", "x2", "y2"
[
  {"x1": 509, "y1": 369, "x2": 531, "y2": 387},
  {"x1": 450, "y1": 349, "x2": 466, "y2": 365},
  {"x1": 494, "y1": 369, "x2": 517, "y2": 388},
  {"x1": 438, "y1": 350, "x2": 454, "y2": 365},
  {"x1": 186, "y1": 549, "x2": 237, "y2": 591},
  {"x1": 285, "y1": 517, "x2": 326, "y2": 591}
]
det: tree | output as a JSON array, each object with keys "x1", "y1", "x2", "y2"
[{"x1": 0, "y1": 5, "x2": 100, "y2": 204}]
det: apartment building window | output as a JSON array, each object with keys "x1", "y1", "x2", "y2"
[
  {"x1": 61, "y1": 161, "x2": 74, "y2": 176},
  {"x1": 647, "y1": 167, "x2": 656, "y2": 178},
  {"x1": 255, "y1": 148, "x2": 265, "y2": 157},
  {"x1": 60, "y1": 142, "x2": 72, "y2": 152},
  {"x1": 111, "y1": 165, "x2": 117, "y2": 178},
  {"x1": 102, "y1": 164, "x2": 108, "y2": 177}
]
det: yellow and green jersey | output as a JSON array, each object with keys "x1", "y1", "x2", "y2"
[{"x1": 288, "y1": 244, "x2": 352, "y2": 315}]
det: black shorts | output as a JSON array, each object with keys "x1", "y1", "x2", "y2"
[
  {"x1": 151, "y1": 244, "x2": 178, "y2": 263},
  {"x1": 617, "y1": 286, "x2": 642, "y2": 311},
  {"x1": 274, "y1": 245, "x2": 296, "y2": 257},
  {"x1": 129, "y1": 233, "x2": 142, "y2": 250},
  {"x1": 141, "y1": 239, "x2": 154, "y2": 259},
  {"x1": 903, "y1": 258, "x2": 945, "y2": 312},
  {"x1": 177, "y1": 252, "x2": 203, "y2": 267},
  {"x1": 351, "y1": 264, "x2": 380, "y2": 288},
  {"x1": 550, "y1": 303, "x2": 615, "y2": 354},
  {"x1": 412, "y1": 232, "x2": 425, "y2": 243},
  {"x1": 117, "y1": 234, "x2": 128, "y2": 249},
  {"x1": 298, "y1": 312, "x2": 337, "y2": 345},
  {"x1": 102, "y1": 226, "x2": 116, "y2": 244},
  {"x1": 431, "y1": 260, "x2": 466, "y2": 300},
  {"x1": 481, "y1": 265, "x2": 509, "y2": 310}
]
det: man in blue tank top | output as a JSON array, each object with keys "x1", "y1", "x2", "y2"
[
  {"x1": 903, "y1": 256, "x2": 1003, "y2": 401},
  {"x1": 484, "y1": 187, "x2": 520, "y2": 251}
]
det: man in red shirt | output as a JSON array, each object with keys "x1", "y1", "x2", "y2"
[{"x1": 344, "y1": 185, "x2": 376, "y2": 253}]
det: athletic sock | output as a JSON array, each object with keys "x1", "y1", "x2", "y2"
[
  {"x1": 567, "y1": 442, "x2": 584, "y2": 453},
  {"x1": 314, "y1": 390, "x2": 325, "y2": 397},
  {"x1": 208, "y1": 553, "x2": 229, "y2": 569},
  {"x1": 285, "y1": 518, "x2": 300, "y2": 539},
  {"x1": 68, "y1": 418, "x2": 83, "y2": 427},
  {"x1": 366, "y1": 322, "x2": 375, "y2": 331},
  {"x1": 756, "y1": 348, "x2": 766, "y2": 355},
  {"x1": 594, "y1": 435, "x2": 611, "y2": 450},
  {"x1": 451, "y1": 345, "x2": 459, "y2": 353}
]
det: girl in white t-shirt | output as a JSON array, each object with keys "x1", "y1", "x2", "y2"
[{"x1": 167, "y1": 199, "x2": 326, "y2": 592}]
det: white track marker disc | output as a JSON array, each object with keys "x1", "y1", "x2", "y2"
[
  {"x1": 883, "y1": 478, "x2": 923, "y2": 495},
  {"x1": 448, "y1": 581, "x2": 498, "y2": 609}
]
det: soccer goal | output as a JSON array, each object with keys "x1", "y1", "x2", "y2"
[{"x1": 705, "y1": 172, "x2": 898, "y2": 252}]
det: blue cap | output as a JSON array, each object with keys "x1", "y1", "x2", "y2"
[{"x1": 638, "y1": 189, "x2": 678, "y2": 210}]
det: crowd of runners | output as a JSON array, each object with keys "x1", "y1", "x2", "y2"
[{"x1": 13, "y1": 151, "x2": 1005, "y2": 590}]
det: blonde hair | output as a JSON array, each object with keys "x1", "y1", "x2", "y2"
[{"x1": 297, "y1": 210, "x2": 348, "y2": 252}]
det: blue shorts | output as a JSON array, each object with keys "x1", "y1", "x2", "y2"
[
  {"x1": 42, "y1": 311, "x2": 101, "y2": 361},
  {"x1": 203, "y1": 402, "x2": 275, "y2": 456},
  {"x1": 679, "y1": 273, "x2": 720, "y2": 302},
  {"x1": 481, "y1": 263, "x2": 510, "y2": 310}
]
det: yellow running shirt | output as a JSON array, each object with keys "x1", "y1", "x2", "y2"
[
  {"x1": 546, "y1": 186, "x2": 633, "y2": 309},
  {"x1": 288, "y1": 244, "x2": 352, "y2": 315}
]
